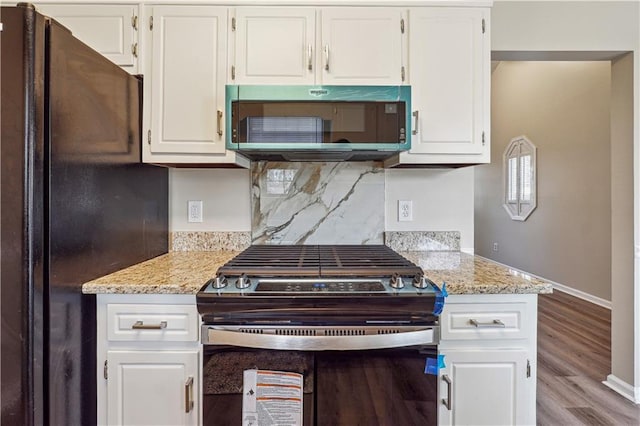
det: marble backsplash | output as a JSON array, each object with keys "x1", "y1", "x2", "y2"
[{"x1": 251, "y1": 161, "x2": 385, "y2": 245}]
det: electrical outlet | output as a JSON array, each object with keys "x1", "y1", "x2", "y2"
[
  {"x1": 398, "y1": 200, "x2": 413, "y2": 222},
  {"x1": 493, "y1": 242, "x2": 499, "y2": 252},
  {"x1": 188, "y1": 200, "x2": 203, "y2": 223}
]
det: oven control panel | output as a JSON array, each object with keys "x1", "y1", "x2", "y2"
[
  {"x1": 255, "y1": 280, "x2": 386, "y2": 292},
  {"x1": 201, "y1": 277, "x2": 438, "y2": 295}
]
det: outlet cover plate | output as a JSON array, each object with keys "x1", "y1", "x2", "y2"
[
  {"x1": 398, "y1": 200, "x2": 413, "y2": 222},
  {"x1": 188, "y1": 200, "x2": 203, "y2": 223}
]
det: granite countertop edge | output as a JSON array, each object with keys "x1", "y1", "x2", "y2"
[{"x1": 81, "y1": 250, "x2": 553, "y2": 296}]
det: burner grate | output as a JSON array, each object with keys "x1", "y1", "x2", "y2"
[{"x1": 217, "y1": 245, "x2": 422, "y2": 278}]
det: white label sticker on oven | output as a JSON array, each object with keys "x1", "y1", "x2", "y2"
[{"x1": 243, "y1": 369, "x2": 303, "y2": 426}]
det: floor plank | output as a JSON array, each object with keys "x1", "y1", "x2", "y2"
[{"x1": 537, "y1": 291, "x2": 640, "y2": 425}]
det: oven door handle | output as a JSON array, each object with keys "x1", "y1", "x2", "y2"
[{"x1": 203, "y1": 327, "x2": 437, "y2": 351}]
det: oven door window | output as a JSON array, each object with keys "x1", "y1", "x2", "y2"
[
  {"x1": 315, "y1": 350, "x2": 437, "y2": 425},
  {"x1": 203, "y1": 348, "x2": 315, "y2": 425},
  {"x1": 202, "y1": 348, "x2": 436, "y2": 425}
]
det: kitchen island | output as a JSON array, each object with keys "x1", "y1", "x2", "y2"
[{"x1": 84, "y1": 250, "x2": 551, "y2": 426}]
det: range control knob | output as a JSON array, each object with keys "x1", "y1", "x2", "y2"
[
  {"x1": 389, "y1": 273, "x2": 404, "y2": 289},
  {"x1": 211, "y1": 274, "x2": 228, "y2": 289},
  {"x1": 412, "y1": 274, "x2": 430, "y2": 289},
  {"x1": 235, "y1": 274, "x2": 251, "y2": 289}
]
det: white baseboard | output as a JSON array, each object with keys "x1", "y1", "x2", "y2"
[
  {"x1": 603, "y1": 374, "x2": 640, "y2": 404},
  {"x1": 552, "y1": 282, "x2": 612, "y2": 310}
]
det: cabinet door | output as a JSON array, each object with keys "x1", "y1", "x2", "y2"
[
  {"x1": 148, "y1": 6, "x2": 227, "y2": 154},
  {"x1": 36, "y1": 4, "x2": 138, "y2": 71},
  {"x1": 438, "y1": 349, "x2": 532, "y2": 426},
  {"x1": 233, "y1": 8, "x2": 316, "y2": 84},
  {"x1": 320, "y1": 8, "x2": 405, "y2": 85},
  {"x1": 107, "y1": 350, "x2": 199, "y2": 426},
  {"x1": 407, "y1": 8, "x2": 489, "y2": 160}
]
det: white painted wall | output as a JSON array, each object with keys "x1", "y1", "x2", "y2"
[
  {"x1": 492, "y1": 1, "x2": 638, "y2": 53},
  {"x1": 476, "y1": 61, "x2": 612, "y2": 300},
  {"x1": 169, "y1": 169, "x2": 251, "y2": 231},
  {"x1": 610, "y1": 52, "x2": 636, "y2": 401},
  {"x1": 492, "y1": 0, "x2": 640, "y2": 400},
  {"x1": 385, "y1": 168, "x2": 474, "y2": 253},
  {"x1": 170, "y1": 166, "x2": 475, "y2": 253}
]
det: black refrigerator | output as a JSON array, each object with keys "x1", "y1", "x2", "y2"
[{"x1": 1, "y1": 4, "x2": 169, "y2": 425}]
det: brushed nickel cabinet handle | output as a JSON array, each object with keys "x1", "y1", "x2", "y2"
[
  {"x1": 132, "y1": 320, "x2": 167, "y2": 330},
  {"x1": 469, "y1": 318, "x2": 506, "y2": 328},
  {"x1": 442, "y1": 374, "x2": 452, "y2": 411},
  {"x1": 324, "y1": 45, "x2": 330, "y2": 71},
  {"x1": 307, "y1": 44, "x2": 313, "y2": 71},
  {"x1": 184, "y1": 376, "x2": 194, "y2": 413},
  {"x1": 217, "y1": 110, "x2": 223, "y2": 137},
  {"x1": 412, "y1": 110, "x2": 419, "y2": 135}
]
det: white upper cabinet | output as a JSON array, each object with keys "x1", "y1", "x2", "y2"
[
  {"x1": 36, "y1": 4, "x2": 139, "y2": 72},
  {"x1": 143, "y1": 6, "x2": 248, "y2": 166},
  {"x1": 319, "y1": 8, "x2": 405, "y2": 85},
  {"x1": 35, "y1": 3, "x2": 491, "y2": 167},
  {"x1": 388, "y1": 7, "x2": 490, "y2": 166},
  {"x1": 233, "y1": 8, "x2": 316, "y2": 84},
  {"x1": 231, "y1": 7, "x2": 405, "y2": 85}
]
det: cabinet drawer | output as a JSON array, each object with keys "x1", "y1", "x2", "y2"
[
  {"x1": 441, "y1": 302, "x2": 531, "y2": 340},
  {"x1": 107, "y1": 304, "x2": 198, "y2": 342}
]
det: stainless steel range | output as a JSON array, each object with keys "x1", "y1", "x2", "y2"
[{"x1": 196, "y1": 245, "x2": 445, "y2": 425}]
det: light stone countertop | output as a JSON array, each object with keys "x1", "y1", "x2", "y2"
[
  {"x1": 399, "y1": 251, "x2": 553, "y2": 295},
  {"x1": 82, "y1": 251, "x2": 240, "y2": 295},
  {"x1": 82, "y1": 250, "x2": 553, "y2": 295}
]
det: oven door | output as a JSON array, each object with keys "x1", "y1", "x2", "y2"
[
  {"x1": 202, "y1": 347, "x2": 437, "y2": 426},
  {"x1": 201, "y1": 326, "x2": 439, "y2": 425}
]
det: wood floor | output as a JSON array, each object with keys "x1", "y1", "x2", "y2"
[{"x1": 537, "y1": 291, "x2": 640, "y2": 425}]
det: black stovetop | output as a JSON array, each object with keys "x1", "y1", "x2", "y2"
[{"x1": 216, "y1": 244, "x2": 423, "y2": 278}]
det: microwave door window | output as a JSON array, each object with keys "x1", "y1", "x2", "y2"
[
  {"x1": 233, "y1": 100, "x2": 406, "y2": 145},
  {"x1": 244, "y1": 117, "x2": 324, "y2": 144}
]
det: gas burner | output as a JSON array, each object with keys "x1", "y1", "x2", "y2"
[{"x1": 216, "y1": 244, "x2": 424, "y2": 278}]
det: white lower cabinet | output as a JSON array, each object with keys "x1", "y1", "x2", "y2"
[
  {"x1": 97, "y1": 294, "x2": 200, "y2": 426},
  {"x1": 438, "y1": 294, "x2": 537, "y2": 426},
  {"x1": 107, "y1": 350, "x2": 199, "y2": 426},
  {"x1": 438, "y1": 348, "x2": 530, "y2": 425}
]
